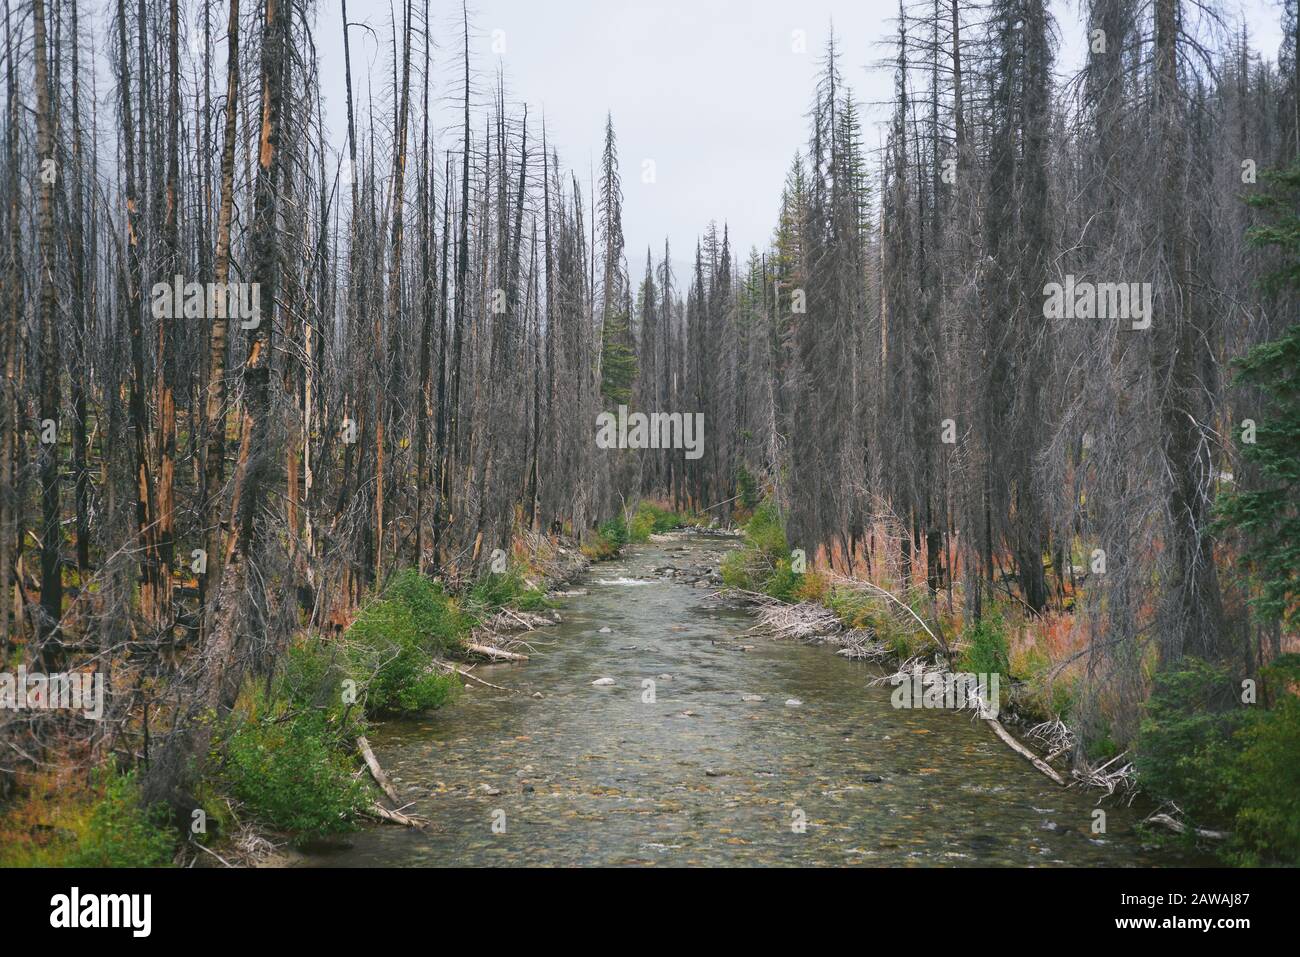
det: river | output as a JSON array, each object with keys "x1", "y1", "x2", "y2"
[{"x1": 304, "y1": 531, "x2": 1205, "y2": 867}]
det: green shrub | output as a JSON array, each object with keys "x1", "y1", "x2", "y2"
[
  {"x1": 66, "y1": 770, "x2": 175, "y2": 868},
  {"x1": 765, "y1": 558, "x2": 800, "y2": 602},
  {"x1": 1135, "y1": 658, "x2": 1242, "y2": 829},
  {"x1": 598, "y1": 516, "x2": 629, "y2": 547},
  {"x1": 468, "y1": 565, "x2": 550, "y2": 615},
  {"x1": 957, "y1": 610, "x2": 1011, "y2": 677},
  {"x1": 384, "y1": 569, "x2": 468, "y2": 652},
  {"x1": 629, "y1": 509, "x2": 655, "y2": 543},
  {"x1": 630, "y1": 501, "x2": 689, "y2": 541},
  {"x1": 793, "y1": 570, "x2": 829, "y2": 603},
  {"x1": 279, "y1": 635, "x2": 354, "y2": 719},
  {"x1": 720, "y1": 550, "x2": 754, "y2": 589},
  {"x1": 1222, "y1": 655, "x2": 1300, "y2": 865},
  {"x1": 1135, "y1": 655, "x2": 1300, "y2": 864},
  {"x1": 720, "y1": 499, "x2": 802, "y2": 600},
  {"x1": 628, "y1": 501, "x2": 681, "y2": 541},
  {"x1": 736, "y1": 465, "x2": 760, "y2": 511},
  {"x1": 582, "y1": 517, "x2": 628, "y2": 560},
  {"x1": 346, "y1": 598, "x2": 459, "y2": 715},
  {"x1": 745, "y1": 500, "x2": 789, "y2": 562},
  {"x1": 220, "y1": 705, "x2": 368, "y2": 839}
]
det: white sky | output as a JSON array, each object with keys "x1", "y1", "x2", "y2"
[{"x1": 313, "y1": 0, "x2": 1287, "y2": 281}]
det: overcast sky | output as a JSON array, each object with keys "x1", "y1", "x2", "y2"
[{"x1": 313, "y1": 0, "x2": 1287, "y2": 281}]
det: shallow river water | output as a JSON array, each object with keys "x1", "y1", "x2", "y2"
[{"x1": 306, "y1": 532, "x2": 1206, "y2": 867}]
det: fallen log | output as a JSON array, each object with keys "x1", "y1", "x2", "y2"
[
  {"x1": 435, "y1": 661, "x2": 521, "y2": 694},
  {"x1": 986, "y1": 718, "x2": 1066, "y2": 786},
  {"x1": 1144, "y1": 813, "x2": 1229, "y2": 841},
  {"x1": 356, "y1": 735, "x2": 400, "y2": 804},
  {"x1": 362, "y1": 804, "x2": 428, "y2": 829},
  {"x1": 465, "y1": 642, "x2": 529, "y2": 662}
]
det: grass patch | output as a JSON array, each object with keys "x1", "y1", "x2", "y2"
[
  {"x1": 720, "y1": 499, "x2": 802, "y2": 601},
  {"x1": 0, "y1": 767, "x2": 175, "y2": 868},
  {"x1": 582, "y1": 517, "x2": 627, "y2": 560},
  {"x1": 468, "y1": 565, "x2": 551, "y2": 615}
]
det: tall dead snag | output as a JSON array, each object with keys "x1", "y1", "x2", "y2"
[
  {"x1": 147, "y1": 0, "x2": 289, "y2": 812},
  {"x1": 432, "y1": 153, "x2": 452, "y2": 572},
  {"x1": 447, "y1": 1, "x2": 472, "y2": 553},
  {"x1": 414, "y1": 0, "x2": 434, "y2": 570},
  {"x1": 201, "y1": 0, "x2": 241, "y2": 627},
  {"x1": 1152, "y1": 0, "x2": 1224, "y2": 660},
  {"x1": 33, "y1": 0, "x2": 62, "y2": 655},
  {"x1": 115, "y1": 0, "x2": 163, "y2": 633},
  {"x1": 380, "y1": 0, "x2": 413, "y2": 580},
  {"x1": 225, "y1": 0, "x2": 290, "y2": 663},
  {"x1": 68, "y1": 0, "x2": 91, "y2": 581},
  {"x1": 153, "y1": 0, "x2": 182, "y2": 634},
  {"x1": 0, "y1": 0, "x2": 21, "y2": 650}
]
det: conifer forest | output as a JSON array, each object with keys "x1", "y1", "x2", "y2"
[{"x1": 0, "y1": 0, "x2": 1298, "y2": 892}]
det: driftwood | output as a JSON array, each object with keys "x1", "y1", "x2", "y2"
[
  {"x1": 826, "y1": 571, "x2": 950, "y2": 657},
  {"x1": 834, "y1": 629, "x2": 892, "y2": 661},
  {"x1": 363, "y1": 804, "x2": 428, "y2": 828},
  {"x1": 435, "y1": 661, "x2": 521, "y2": 694},
  {"x1": 986, "y1": 718, "x2": 1066, "y2": 786},
  {"x1": 465, "y1": 642, "x2": 529, "y2": 661},
  {"x1": 190, "y1": 839, "x2": 235, "y2": 868},
  {"x1": 745, "y1": 597, "x2": 842, "y2": 642},
  {"x1": 1071, "y1": 750, "x2": 1137, "y2": 798},
  {"x1": 357, "y1": 735, "x2": 400, "y2": 804},
  {"x1": 1144, "y1": 813, "x2": 1229, "y2": 841}
]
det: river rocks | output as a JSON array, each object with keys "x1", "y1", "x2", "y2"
[
  {"x1": 784, "y1": 698, "x2": 802, "y2": 707},
  {"x1": 741, "y1": 694, "x2": 765, "y2": 702},
  {"x1": 598, "y1": 626, "x2": 612, "y2": 633},
  {"x1": 479, "y1": 784, "x2": 502, "y2": 796},
  {"x1": 532, "y1": 692, "x2": 543, "y2": 699},
  {"x1": 653, "y1": 562, "x2": 722, "y2": 586},
  {"x1": 591, "y1": 677, "x2": 616, "y2": 686},
  {"x1": 657, "y1": 673, "x2": 673, "y2": 680},
  {"x1": 861, "y1": 774, "x2": 884, "y2": 783}
]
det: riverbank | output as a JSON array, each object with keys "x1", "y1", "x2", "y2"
[
  {"x1": 195, "y1": 504, "x2": 707, "y2": 866},
  {"x1": 714, "y1": 502, "x2": 1300, "y2": 866},
  {"x1": 0, "y1": 504, "x2": 698, "y2": 869},
  {"x1": 295, "y1": 529, "x2": 1208, "y2": 866}
]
